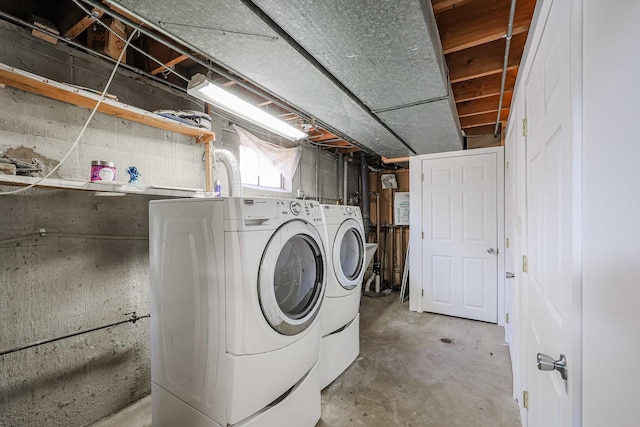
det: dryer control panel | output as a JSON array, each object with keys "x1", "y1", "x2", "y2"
[{"x1": 322, "y1": 204, "x2": 363, "y2": 224}]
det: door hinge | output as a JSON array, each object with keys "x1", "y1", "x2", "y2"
[
  {"x1": 421, "y1": 289, "x2": 424, "y2": 297},
  {"x1": 522, "y1": 118, "x2": 528, "y2": 137},
  {"x1": 506, "y1": 161, "x2": 510, "y2": 172},
  {"x1": 506, "y1": 237, "x2": 510, "y2": 248},
  {"x1": 522, "y1": 255, "x2": 528, "y2": 273},
  {"x1": 421, "y1": 173, "x2": 424, "y2": 182},
  {"x1": 523, "y1": 390, "x2": 529, "y2": 409},
  {"x1": 421, "y1": 231, "x2": 424, "y2": 239},
  {"x1": 505, "y1": 313, "x2": 510, "y2": 324}
]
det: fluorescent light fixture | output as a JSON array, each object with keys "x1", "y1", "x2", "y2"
[{"x1": 187, "y1": 74, "x2": 307, "y2": 141}]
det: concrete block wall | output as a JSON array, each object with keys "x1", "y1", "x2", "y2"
[
  {"x1": 0, "y1": 191, "x2": 153, "y2": 427},
  {"x1": 0, "y1": 19, "x2": 356, "y2": 427}
]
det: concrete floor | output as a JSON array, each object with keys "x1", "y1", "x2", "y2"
[
  {"x1": 92, "y1": 294, "x2": 520, "y2": 427},
  {"x1": 319, "y1": 294, "x2": 520, "y2": 427}
]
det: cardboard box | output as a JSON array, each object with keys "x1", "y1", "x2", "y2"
[
  {"x1": 87, "y1": 18, "x2": 127, "y2": 60},
  {"x1": 29, "y1": 14, "x2": 59, "y2": 45}
]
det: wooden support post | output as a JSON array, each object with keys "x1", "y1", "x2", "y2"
[{"x1": 204, "y1": 140, "x2": 213, "y2": 193}]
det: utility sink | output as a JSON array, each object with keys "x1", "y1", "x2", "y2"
[{"x1": 365, "y1": 243, "x2": 378, "y2": 269}]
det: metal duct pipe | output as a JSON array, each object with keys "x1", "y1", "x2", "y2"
[
  {"x1": 343, "y1": 155, "x2": 349, "y2": 205},
  {"x1": 360, "y1": 152, "x2": 370, "y2": 230},
  {"x1": 213, "y1": 149, "x2": 242, "y2": 196},
  {"x1": 337, "y1": 153, "x2": 344, "y2": 203},
  {"x1": 494, "y1": 0, "x2": 518, "y2": 136}
]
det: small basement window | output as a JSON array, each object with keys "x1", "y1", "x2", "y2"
[{"x1": 239, "y1": 145, "x2": 292, "y2": 192}]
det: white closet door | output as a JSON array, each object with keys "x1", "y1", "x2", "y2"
[{"x1": 421, "y1": 152, "x2": 498, "y2": 323}]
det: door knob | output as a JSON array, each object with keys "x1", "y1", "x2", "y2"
[
  {"x1": 537, "y1": 353, "x2": 568, "y2": 380},
  {"x1": 506, "y1": 272, "x2": 515, "y2": 279},
  {"x1": 487, "y1": 247, "x2": 498, "y2": 255}
]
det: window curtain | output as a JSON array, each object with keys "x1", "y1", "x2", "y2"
[{"x1": 233, "y1": 125, "x2": 302, "y2": 180}]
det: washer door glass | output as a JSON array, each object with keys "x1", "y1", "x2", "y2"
[
  {"x1": 259, "y1": 220, "x2": 326, "y2": 336},
  {"x1": 274, "y1": 234, "x2": 322, "y2": 319},
  {"x1": 333, "y1": 219, "x2": 366, "y2": 290}
]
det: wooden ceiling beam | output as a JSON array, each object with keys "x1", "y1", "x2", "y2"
[
  {"x1": 150, "y1": 54, "x2": 188, "y2": 75},
  {"x1": 452, "y1": 68, "x2": 517, "y2": 102},
  {"x1": 460, "y1": 109, "x2": 509, "y2": 128},
  {"x1": 446, "y1": 32, "x2": 527, "y2": 83},
  {"x1": 438, "y1": 0, "x2": 536, "y2": 54},
  {"x1": 457, "y1": 92, "x2": 513, "y2": 117},
  {"x1": 463, "y1": 124, "x2": 499, "y2": 136},
  {"x1": 317, "y1": 139, "x2": 351, "y2": 146},
  {"x1": 60, "y1": 7, "x2": 104, "y2": 40},
  {"x1": 431, "y1": 0, "x2": 470, "y2": 15},
  {"x1": 310, "y1": 130, "x2": 340, "y2": 142}
]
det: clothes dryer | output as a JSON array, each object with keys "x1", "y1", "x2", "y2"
[
  {"x1": 319, "y1": 204, "x2": 366, "y2": 389},
  {"x1": 149, "y1": 197, "x2": 327, "y2": 426}
]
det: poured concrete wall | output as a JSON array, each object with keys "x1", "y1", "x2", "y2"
[{"x1": 0, "y1": 20, "x2": 351, "y2": 427}]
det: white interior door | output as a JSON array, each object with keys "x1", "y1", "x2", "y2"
[
  {"x1": 421, "y1": 152, "x2": 498, "y2": 323},
  {"x1": 524, "y1": 0, "x2": 574, "y2": 424}
]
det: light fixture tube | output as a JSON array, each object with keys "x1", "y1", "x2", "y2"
[{"x1": 187, "y1": 74, "x2": 307, "y2": 141}]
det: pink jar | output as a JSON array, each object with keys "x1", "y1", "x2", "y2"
[{"x1": 91, "y1": 161, "x2": 116, "y2": 181}]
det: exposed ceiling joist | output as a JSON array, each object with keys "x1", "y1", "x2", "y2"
[
  {"x1": 460, "y1": 109, "x2": 509, "y2": 128},
  {"x1": 446, "y1": 32, "x2": 527, "y2": 83},
  {"x1": 61, "y1": 6, "x2": 104, "y2": 40},
  {"x1": 431, "y1": 0, "x2": 470, "y2": 15},
  {"x1": 452, "y1": 68, "x2": 518, "y2": 102},
  {"x1": 437, "y1": 0, "x2": 536, "y2": 54},
  {"x1": 457, "y1": 92, "x2": 513, "y2": 117},
  {"x1": 150, "y1": 54, "x2": 188, "y2": 75},
  {"x1": 464, "y1": 124, "x2": 500, "y2": 135}
]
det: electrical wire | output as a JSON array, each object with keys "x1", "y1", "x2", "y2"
[{"x1": 0, "y1": 30, "x2": 137, "y2": 196}]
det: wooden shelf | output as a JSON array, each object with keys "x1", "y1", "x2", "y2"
[
  {"x1": 0, "y1": 175, "x2": 207, "y2": 198},
  {"x1": 0, "y1": 62, "x2": 215, "y2": 191}
]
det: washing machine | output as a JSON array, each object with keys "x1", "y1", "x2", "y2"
[
  {"x1": 319, "y1": 204, "x2": 366, "y2": 389},
  {"x1": 149, "y1": 197, "x2": 327, "y2": 427}
]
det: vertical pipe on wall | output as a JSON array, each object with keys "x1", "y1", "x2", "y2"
[
  {"x1": 360, "y1": 152, "x2": 370, "y2": 230},
  {"x1": 316, "y1": 143, "x2": 321, "y2": 202},
  {"x1": 343, "y1": 156, "x2": 349, "y2": 205},
  {"x1": 337, "y1": 153, "x2": 344, "y2": 203}
]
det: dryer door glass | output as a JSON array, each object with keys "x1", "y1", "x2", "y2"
[
  {"x1": 333, "y1": 219, "x2": 366, "y2": 290},
  {"x1": 274, "y1": 235, "x2": 323, "y2": 319},
  {"x1": 340, "y1": 228, "x2": 364, "y2": 280}
]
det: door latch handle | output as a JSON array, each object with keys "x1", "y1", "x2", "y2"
[
  {"x1": 487, "y1": 247, "x2": 498, "y2": 255},
  {"x1": 537, "y1": 353, "x2": 568, "y2": 380},
  {"x1": 506, "y1": 272, "x2": 515, "y2": 279}
]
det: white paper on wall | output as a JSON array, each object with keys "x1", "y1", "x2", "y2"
[{"x1": 394, "y1": 192, "x2": 410, "y2": 226}]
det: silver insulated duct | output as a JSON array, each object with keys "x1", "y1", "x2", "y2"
[
  {"x1": 107, "y1": 0, "x2": 463, "y2": 158},
  {"x1": 213, "y1": 149, "x2": 242, "y2": 197}
]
